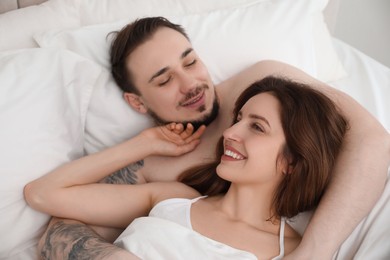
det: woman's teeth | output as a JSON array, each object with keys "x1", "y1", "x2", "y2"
[{"x1": 224, "y1": 150, "x2": 244, "y2": 160}]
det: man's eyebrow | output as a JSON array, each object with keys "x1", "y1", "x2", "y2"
[
  {"x1": 148, "y1": 48, "x2": 194, "y2": 83},
  {"x1": 149, "y1": 67, "x2": 169, "y2": 83},
  {"x1": 181, "y1": 48, "x2": 193, "y2": 59},
  {"x1": 249, "y1": 113, "x2": 271, "y2": 128}
]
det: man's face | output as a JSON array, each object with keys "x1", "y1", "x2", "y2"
[{"x1": 125, "y1": 27, "x2": 218, "y2": 127}]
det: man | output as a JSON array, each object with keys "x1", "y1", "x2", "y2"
[{"x1": 39, "y1": 17, "x2": 390, "y2": 259}]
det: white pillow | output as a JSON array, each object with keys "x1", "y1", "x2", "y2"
[
  {"x1": 84, "y1": 68, "x2": 154, "y2": 154},
  {"x1": 74, "y1": 0, "x2": 265, "y2": 26},
  {"x1": 35, "y1": 0, "x2": 346, "y2": 83},
  {"x1": 311, "y1": 7, "x2": 347, "y2": 82},
  {"x1": 0, "y1": 49, "x2": 101, "y2": 259},
  {"x1": 0, "y1": 0, "x2": 264, "y2": 51},
  {"x1": 0, "y1": 0, "x2": 80, "y2": 51},
  {"x1": 34, "y1": 0, "x2": 347, "y2": 155}
]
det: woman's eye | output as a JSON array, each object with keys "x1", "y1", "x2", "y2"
[{"x1": 251, "y1": 123, "x2": 264, "y2": 132}]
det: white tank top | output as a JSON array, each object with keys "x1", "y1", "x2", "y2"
[{"x1": 115, "y1": 196, "x2": 285, "y2": 260}]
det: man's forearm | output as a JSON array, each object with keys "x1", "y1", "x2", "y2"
[{"x1": 306, "y1": 136, "x2": 388, "y2": 255}]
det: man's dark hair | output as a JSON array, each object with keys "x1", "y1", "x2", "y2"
[{"x1": 110, "y1": 17, "x2": 189, "y2": 94}]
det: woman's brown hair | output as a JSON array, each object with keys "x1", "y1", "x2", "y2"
[{"x1": 179, "y1": 76, "x2": 348, "y2": 218}]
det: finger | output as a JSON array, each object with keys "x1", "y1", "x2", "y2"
[
  {"x1": 163, "y1": 123, "x2": 177, "y2": 134},
  {"x1": 169, "y1": 123, "x2": 176, "y2": 130},
  {"x1": 173, "y1": 123, "x2": 184, "y2": 134},
  {"x1": 177, "y1": 123, "x2": 194, "y2": 140},
  {"x1": 193, "y1": 125, "x2": 206, "y2": 139},
  {"x1": 172, "y1": 139, "x2": 201, "y2": 156},
  {"x1": 180, "y1": 123, "x2": 194, "y2": 139},
  {"x1": 184, "y1": 125, "x2": 206, "y2": 143},
  {"x1": 160, "y1": 124, "x2": 185, "y2": 144}
]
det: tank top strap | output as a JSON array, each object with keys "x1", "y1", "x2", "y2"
[
  {"x1": 190, "y1": 195, "x2": 208, "y2": 204},
  {"x1": 271, "y1": 217, "x2": 286, "y2": 260},
  {"x1": 279, "y1": 217, "x2": 286, "y2": 256}
]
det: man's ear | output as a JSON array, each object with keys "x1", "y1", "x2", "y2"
[{"x1": 123, "y1": 93, "x2": 147, "y2": 114}]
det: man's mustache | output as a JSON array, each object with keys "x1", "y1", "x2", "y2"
[{"x1": 180, "y1": 84, "x2": 209, "y2": 105}]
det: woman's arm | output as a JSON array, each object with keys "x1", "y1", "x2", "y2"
[
  {"x1": 36, "y1": 164, "x2": 147, "y2": 259},
  {"x1": 24, "y1": 123, "x2": 204, "y2": 227},
  {"x1": 36, "y1": 160, "x2": 150, "y2": 260},
  {"x1": 39, "y1": 218, "x2": 140, "y2": 260}
]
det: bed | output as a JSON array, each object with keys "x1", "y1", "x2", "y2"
[{"x1": 0, "y1": 0, "x2": 389, "y2": 259}]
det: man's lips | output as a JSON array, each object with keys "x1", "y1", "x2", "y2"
[{"x1": 180, "y1": 90, "x2": 205, "y2": 108}]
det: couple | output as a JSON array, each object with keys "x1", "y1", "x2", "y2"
[{"x1": 25, "y1": 17, "x2": 389, "y2": 259}]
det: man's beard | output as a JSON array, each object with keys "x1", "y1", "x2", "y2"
[{"x1": 147, "y1": 93, "x2": 220, "y2": 131}]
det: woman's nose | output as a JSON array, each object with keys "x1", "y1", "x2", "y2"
[{"x1": 223, "y1": 123, "x2": 243, "y2": 142}]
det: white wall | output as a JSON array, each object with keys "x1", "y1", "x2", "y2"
[{"x1": 325, "y1": 0, "x2": 390, "y2": 68}]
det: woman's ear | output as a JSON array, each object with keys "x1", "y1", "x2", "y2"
[
  {"x1": 279, "y1": 155, "x2": 294, "y2": 175},
  {"x1": 123, "y1": 93, "x2": 147, "y2": 114},
  {"x1": 285, "y1": 164, "x2": 294, "y2": 175}
]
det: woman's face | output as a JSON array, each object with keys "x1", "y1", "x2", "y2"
[{"x1": 217, "y1": 92, "x2": 287, "y2": 186}]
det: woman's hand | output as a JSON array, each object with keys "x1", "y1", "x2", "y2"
[{"x1": 140, "y1": 123, "x2": 206, "y2": 157}]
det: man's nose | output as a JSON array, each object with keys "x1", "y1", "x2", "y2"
[{"x1": 178, "y1": 72, "x2": 196, "y2": 93}]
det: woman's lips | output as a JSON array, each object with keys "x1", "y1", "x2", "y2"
[{"x1": 221, "y1": 146, "x2": 246, "y2": 161}]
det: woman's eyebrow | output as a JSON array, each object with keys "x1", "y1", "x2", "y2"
[{"x1": 249, "y1": 113, "x2": 271, "y2": 128}]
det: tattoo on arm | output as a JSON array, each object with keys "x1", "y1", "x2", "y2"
[
  {"x1": 39, "y1": 162, "x2": 145, "y2": 258},
  {"x1": 101, "y1": 160, "x2": 144, "y2": 184},
  {"x1": 40, "y1": 220, "x2": 124, "y2": 260}
]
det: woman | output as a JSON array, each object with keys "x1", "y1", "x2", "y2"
[{"x1": 25, "y1": 76, "x2": 348, "y2": 259}]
